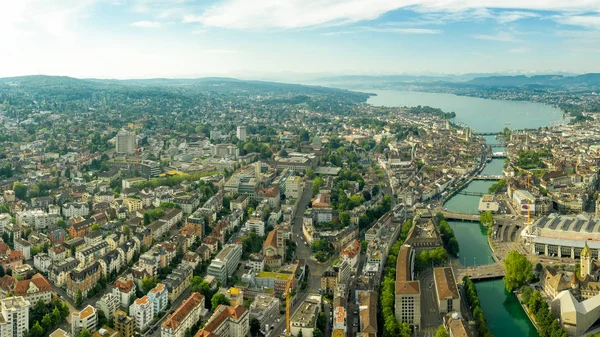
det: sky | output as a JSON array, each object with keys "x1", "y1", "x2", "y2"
[{"x1": 1, "y1": 0, "x2": 600, "y2": 79}]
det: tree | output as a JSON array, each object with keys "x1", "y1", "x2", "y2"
[
  {"x1": 30, "y1": 322, "x2": 44, "y2": 337},
  {"x1": 339, "y1": 212, "x2": 350, "y2": 227},
  {"x1": 312, "y1": 330, "x2": 323, "y2": 337},
  {"x1": 479, "y1": 211, "x2": 493, "y2": 227},
  {"x1": 361, "y1": 240, "x2": 368, "y2": 252},
  {"x1": 316, "y1": 312, "x2": 327, "y2": 331},
  {"x1": 311, "y1": 177, "x2": 323, "y2": 196},
  {"x1": 435, "y1": 325, "x2": 449, "y2": 337},
  {"x1": 250, "y1": 318, "x2": 261, "y2": 337},
  {"x1": 243, "y1": 143, "x2": 256, "y2": 153},
  {"x1": 41, "y1": 313, "x2": 53, "y2": 331},
  {"x1": 211, "y1": 293, "x2": 230, "y2": 311},
  {"x1": 298, "y1": 330, "x2": 303, "y2": 337},
  {"x1": 535, "y1": 263, "x2": 543, "y2": 274},
  {"x1": 142, "y1": 276, "x2": 158, "y2": 293},
  {"x1": 504, "y1": 250, "x2": 533, "y2": 291},
  {"x1": 52, "y1": 306, "x2": 62, "y2": 325},
  {"x1": 91, "y1": 223, "x2": 101, "y2": 232},
  {"x1": 78, "y1": 328, "x2": 93, "y2": 337},
  {"x1": 75, "y1": 289, "x2": 83, "y2": 307},
  {"x1": 13, "y1": 182, "x2": 27, "y2": 200}
]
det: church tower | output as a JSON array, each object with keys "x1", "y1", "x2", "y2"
[{"x1": 581, "y1": 241, "x2": 592, "y2": 280}]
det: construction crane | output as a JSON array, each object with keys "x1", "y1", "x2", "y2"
[{"x1": 285, "y1": 262, "x2": 299, "y2": 336}]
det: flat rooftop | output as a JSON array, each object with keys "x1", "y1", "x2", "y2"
[{"x1": 257, "y1": 271, "x2": 293, "y2": 281}]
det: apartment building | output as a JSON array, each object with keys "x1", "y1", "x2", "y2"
[
  {"x1": 161, "y1": 293, "x2": 205, "y2": 337},
  {"x1": 129, "y1": 296, "x2": 154, "y2": 332},
  {"x1": 0, "y1": 296, "x2": 31, "y2": 337},
  {"x1": 194, "y1": 305, "x2": 249, "y2": 337},
  {"x1": 148, "y1": 283, "x2": 169, "y2": 315},
  {"x1": 96, "y1": 293, "x2": 120, "y2": 325},
  {"x1": 207, "y1": 244, "x2": 242, "y2": 285},
  {"x1": 72, "y1": 305, "x2": 98, "y2": 336},
  {"x1": 114, "y1": 310, "x2": 135, "y2": 337}
]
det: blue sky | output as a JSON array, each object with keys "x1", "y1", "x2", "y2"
[{"x1": 1, "y1": 0, "x2": 599, "y2": 79}]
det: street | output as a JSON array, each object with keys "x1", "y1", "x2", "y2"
[
  {"x1": 417, "y1": 269, "x2": 439, "y2": 336},
  {"x1": 271, "y1": 180, "x2": 330, "y2": 337}
]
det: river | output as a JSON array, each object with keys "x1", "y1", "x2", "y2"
[
  {"x1": 366, "y1": 90, "x2": 564, "y2": 133},
  {"x1": 368, "y1": 90, "x2": 547, "y2": 336},
  {"x1": 443, "y1": 137, "x2": 539, "y2": 337}
]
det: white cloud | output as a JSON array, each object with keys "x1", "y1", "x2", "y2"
[
  {"x1": 190, "y1": 0, "x2": 600, "y2": 29},
  {"x1": 191, "y1": 29, "x2": 207, "y2": 34},
  {"x1": 0, "y1": 0, "x2": 97, "y2": 43},
  {"x1": 556, "y1": 15, "x2": 600, "y2": 29},
  {"x1": 473, "y1": 31, "x2": 520, "y2": 42},
  {"x1": 130, "y1": 20, "x2": 163, "y2": 28},
  {"x1": 496, "y1": 11, "x2": 539, "y2": 23}
]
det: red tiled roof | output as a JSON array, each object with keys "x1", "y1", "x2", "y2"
[
  {"x1": 7, "y1": 251, "x2": 23, "y2": 263},
  {"x1": 162, "y1": 293, "x2": 204, "y2": 331},
  {"x1": 263, "y1": 230, "x2": 277, "y2": 250},
  {"x1": 254, "y1": 186, "x2": 279, "y2": 198},
  {"x1": 312, "y1": 193, "x2": 331, "y2": 208},
  {"x1": 197, "y1": 305, "x2": 246, "y2": 337},
  {"x1": 113, "y1": 278, "x2": 135, "y2": 293},
  {"x1": 150, "y1": 283, "x2": 165, "y2": 294},
  {"x1": 14, "y1": 273, "x2": 52, "y2": 296}
]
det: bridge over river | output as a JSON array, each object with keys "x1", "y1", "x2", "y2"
[
  {"x1": 473, "y1": 175, "x2": 503, "y2": 181},
  {"x1": 440, "y1": 210, "x2": 480, "y2": 222},
  {"x1": 456, "y1": 263, "x2": 506, "y2": 283}
]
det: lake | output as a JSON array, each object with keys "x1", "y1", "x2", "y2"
[{"x1": 366, "y1": 90, "x2": 564, "y2": 133}]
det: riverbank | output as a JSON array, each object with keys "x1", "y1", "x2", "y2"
[{"x1": 516, "y1": 293, "x2": 541, "y2": 332}]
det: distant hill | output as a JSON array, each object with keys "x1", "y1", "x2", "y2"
[
  {"x1": 466, "y1": 73, "x2": 600, "y2": 88},
  {"x1": 0, "y1": 75, "x2": 371, "y2": 107}
]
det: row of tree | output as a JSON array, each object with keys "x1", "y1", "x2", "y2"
[
  {"x1": 379, "y1": 219, "x2": 416, "y2": 337},
  {"x1": 462, "y1": 277, "x2": 494, "y2": 337},
  {"x1": 521, "y1": 287, "x2": 568, "y2": 337},
  {"x1": 415, "y1": 247, "x2": 448, "y2": 272},
  {"x1": 437, "y1": 215, "x2": 459, "y2": 257}
]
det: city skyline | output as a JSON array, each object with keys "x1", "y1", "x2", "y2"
[{"x1": 1, "y1": 0, "x2": 600, "y2": 79}]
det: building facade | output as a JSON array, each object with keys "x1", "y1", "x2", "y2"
[
  {"x1": 0, "y1": 296, "x2": 31, "y2": 337},
  {"x1": 161, "y1": 293, "x2": 205, "y2": 337},
  {"x1": 72, "y1": 305, "x2": 98, "y2": 336}
]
